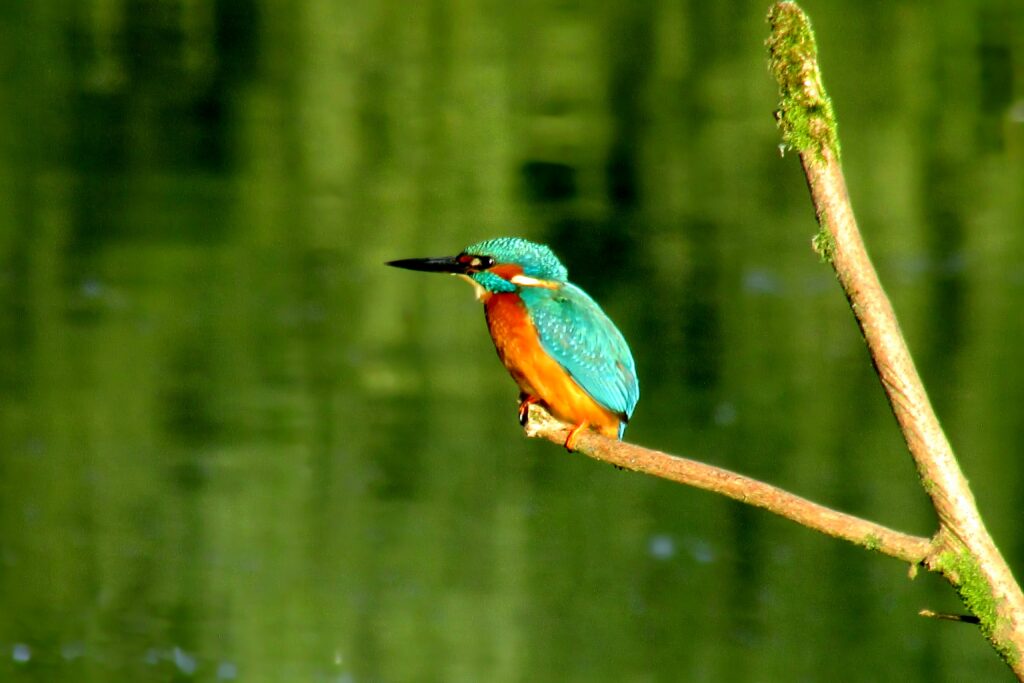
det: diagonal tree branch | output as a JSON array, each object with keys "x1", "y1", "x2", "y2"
[
  {"x1": 523, "y1": 403, "x2": 932, "y2": 564},
  {"x1": 767, "y1": 2, "x2": 1024, "y2": 675}
]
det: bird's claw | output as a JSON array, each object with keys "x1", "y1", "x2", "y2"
[
  {"x1": 563, "y1": 422, "x2": 587, "y2": 452},
  {"x1": 518, "y1": 396, "x2": 539, "y2": 426}
]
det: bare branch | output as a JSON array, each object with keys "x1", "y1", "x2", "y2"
[
  {"x1": 523, "y1": 403, "x2": 932, "y2": 565},
  {"x1": 919, "y1": 609, "x2": 982, "y2": 625}
]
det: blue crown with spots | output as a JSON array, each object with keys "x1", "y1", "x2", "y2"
[{"x1": 464, "y1": 237, "x2": 569, "y2": 282}]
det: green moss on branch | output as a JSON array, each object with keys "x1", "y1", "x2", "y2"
[
  {"x1": 811, "y1": 223, "x2": 836, "y2": 264},
  {"x1": 935, "y1": 548, "x2": 1021, "y2": 667},
  {"x1": 767, "y1": 2, "x2": 840, "y2": 161}
]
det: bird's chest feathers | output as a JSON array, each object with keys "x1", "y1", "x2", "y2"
[
  {"x1": 484, "y1": 294, "x2": 548, "y2": 393},
  {"x1": 485, "y1": 294, "x2": 540, "y2": 374}
]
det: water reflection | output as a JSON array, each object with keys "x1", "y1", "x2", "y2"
[{"x1": 1, "y1": 1, "x2": 1023, "y2": 682}]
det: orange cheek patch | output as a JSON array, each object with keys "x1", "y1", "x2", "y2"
[{"x1": 488, "y1": 264, "x2": 524, "y2": 280}]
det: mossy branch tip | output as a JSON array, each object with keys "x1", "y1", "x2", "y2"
[{"x1": 766, "y1": 2, "x2": 840, "y2": 160}]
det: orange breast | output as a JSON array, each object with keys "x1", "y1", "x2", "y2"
[{"x1": 484, "y1": 292, "x2": 621, "y2": 438}]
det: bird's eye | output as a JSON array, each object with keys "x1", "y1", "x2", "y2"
[{"x1": 460, "y1": 254, "x2": 495, "y2": 271}]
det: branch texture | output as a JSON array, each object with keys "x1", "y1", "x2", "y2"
[
  {"x1": 768, "y1": 1, "x2": 1024, "y2": 675},
  {"x1": 524, "y1": 404, "x2": 931, "y2": 565}
]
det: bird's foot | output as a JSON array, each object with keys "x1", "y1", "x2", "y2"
[
  {"x1": 564, "y1": 422, "x2": 588, "y2": 452},
  {"x1": 518, "y1": 395, "x2": 539, "y2": 427}
]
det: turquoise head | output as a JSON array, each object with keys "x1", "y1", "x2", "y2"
[{"x1": 386, "y1": 237, "x2": 568, "y2": 294}]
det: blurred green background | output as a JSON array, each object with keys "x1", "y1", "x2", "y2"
[{"x1": 1, "y1": 1, "x2": 1023, "y2": 681}]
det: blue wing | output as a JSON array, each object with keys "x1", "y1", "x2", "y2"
[{"x1": 519, "y1": 283, "x2": 639, "y2": 429}]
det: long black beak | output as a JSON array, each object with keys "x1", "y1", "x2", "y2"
[{"x1": 386, "y1": 255, "x2": 468, "y2": 274}]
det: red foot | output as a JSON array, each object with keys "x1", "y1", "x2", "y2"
[
  {"x1": 518, "y1": 395, "x2": 539, "y2": 426},
  {"x1": 564, "y1": 422, "x2": 588, "y2": 452}
]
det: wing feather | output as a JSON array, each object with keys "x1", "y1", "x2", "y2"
[{"x1": 519, "y1": 283, "x2": 639, "y2": 423}]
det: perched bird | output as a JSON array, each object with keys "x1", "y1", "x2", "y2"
[{"x1": 387, "y1": 237, "x2": 639, "y2": 448}]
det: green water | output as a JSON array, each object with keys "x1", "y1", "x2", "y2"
[{"x1": 1, "y1": 1, "x2": 1022, "y2": 681}]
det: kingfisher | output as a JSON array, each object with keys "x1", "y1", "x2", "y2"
[{"x1": 387, "y1": 237, "x2": 639, "y2": 449}]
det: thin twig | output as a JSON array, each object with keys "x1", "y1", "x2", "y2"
[{"x1": 919, "y1": 609, "x2": 982, "y2": 625}]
